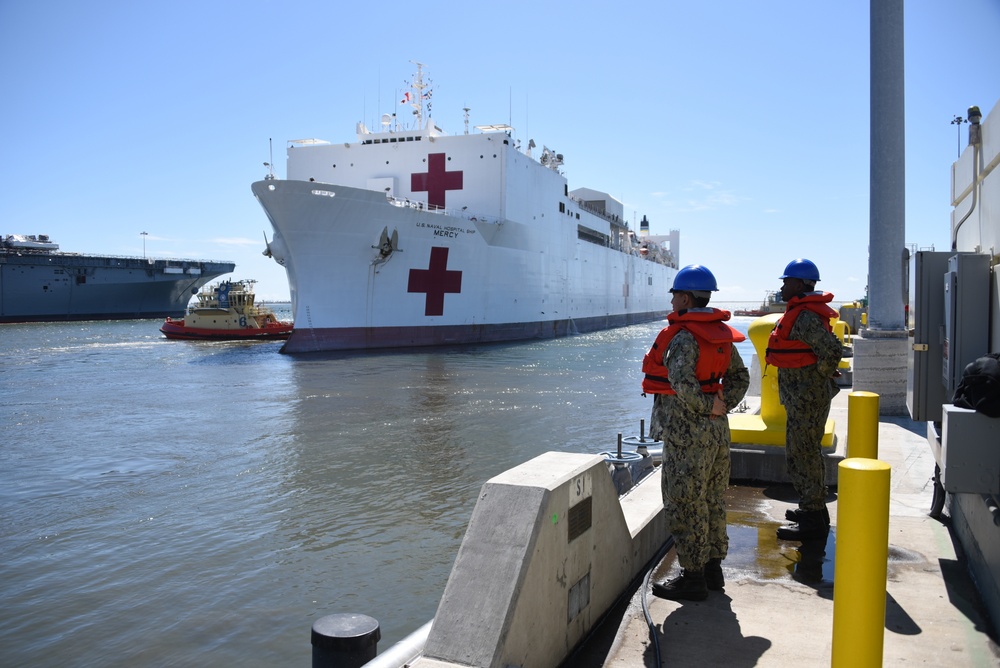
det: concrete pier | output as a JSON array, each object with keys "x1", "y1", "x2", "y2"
[
  {"x1": 384, "y1": 377, "x2": 999, "y2": 666},
  {"x1": 579, "y1": 388, "x2": 1000, "y2": 667},
  {"x1": 411, "y1": 452, "x2": 667, "y2": 668}
]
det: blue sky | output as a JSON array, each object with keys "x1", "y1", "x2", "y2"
[{"x1": 2, "y1": 1, "x2": 998, "y2": 302}]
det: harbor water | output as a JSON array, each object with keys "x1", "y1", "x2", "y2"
[{"x1": 1, "y1": 307, "x2": 757, "y2": 667}]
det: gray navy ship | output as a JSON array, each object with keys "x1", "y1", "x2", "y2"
[{"x1": 0, "y1": 234, "x2": 236, "y2": 323}]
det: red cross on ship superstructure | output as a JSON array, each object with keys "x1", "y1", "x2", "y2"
[
  {"x1": 411, "y1": 153, "x2": 463, "y2": 210},
  {"x1": 408, "y1": 247, "x2": 463, "y2": 316}
]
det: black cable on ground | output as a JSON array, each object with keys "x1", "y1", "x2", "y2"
[
  {"x1": 557, "y1": 533, "x2": 675, "y2": 668},
  {"x1": 641, "y1": 535, "x2": 674, "y2": 667}
]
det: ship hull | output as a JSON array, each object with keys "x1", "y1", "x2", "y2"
[
  {"x1": 0, "y1": 254, "x2": 235, "y2": 323},
  {"x1": 279, "y1": 312, "x2": 664, "y2": 352},
  {"x1": 160, "y1": 320, "x2": 293, "y2": 340},
  {"x1": 253, "y1": 178, "x2": 674, "y2": 353}
]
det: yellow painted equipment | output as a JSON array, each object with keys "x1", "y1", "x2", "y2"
[
  {"x1": 832, "y1": 318, "x2": 852, "y2": 371},
  {"x1": 832, "y1": 458, "x2": 891, "y2": 667},
  {"x1": 847, "y1": 391, "x2": 880, "y2": 459},
  {"x1": 728, "y1": 313, "x2": 836, "y2": 446}
]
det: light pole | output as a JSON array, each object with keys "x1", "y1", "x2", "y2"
[
  {"x1": 951, "y1": 115, "x2": 966, "y2": 158},
  {"x1": 140, "y1": 231, "x2": 148, "y2": 258}
]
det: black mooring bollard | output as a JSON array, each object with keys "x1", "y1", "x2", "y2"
[{"x1": 311, "y1": 613, "x2": 380, "y2": 668}]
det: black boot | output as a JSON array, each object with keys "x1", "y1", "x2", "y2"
[
  {"x1": 784, "y1": 505, "x2": 830, "y2": 524},
  {"x1": 776, "y1": 510, "x2": 830, "y2": 541},
  {"x1": 651, "y1": 569, "x2": 709, "y2": 601},
  {"x1": 704, "y1": 558, "x2": 724, "y2": 591}
]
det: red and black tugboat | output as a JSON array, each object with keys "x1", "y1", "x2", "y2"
[{"x1": 160, "y1": 279, "x2": 292, "y2": 340}]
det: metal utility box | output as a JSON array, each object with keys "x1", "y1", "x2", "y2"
[
  {"x1": 907, "y1": 251, "x2": 950, "y2": 422},
  {"x1": 941, "y1": 405, "x2": 1000, "y2": 494},
  {"x1": 942, "y1": 253, "x2": 991, "y2": 399},
  {"x1": 907, "y1": 251, "x2": 991, "y2": 422}
]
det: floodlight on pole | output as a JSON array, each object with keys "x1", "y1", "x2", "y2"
[{"x1": 951, "y1": 115, "x2": 966, "y2": 158}]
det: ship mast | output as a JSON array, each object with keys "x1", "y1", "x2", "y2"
[{"x1": 406, "y1": 61, "x2": 432, "y2": 129}]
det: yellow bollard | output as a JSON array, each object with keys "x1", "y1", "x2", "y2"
[
  {"x1": 847, "y1": 391, "x2": 880, "y2": 459},
  {"x1": 832, "y1": 319, "x2": 848, "y2": 345},
  {"x1": 832, "y1": 458, "x2": 890, "y2": 668},
  {"x1": 729, "y1": 313, "x2": 836, "y2": 447},
  {"x1": 747, "y1": 314, "x2": 785, "y2": 426}
]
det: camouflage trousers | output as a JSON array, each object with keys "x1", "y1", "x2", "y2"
[
  {"x1": 660, "y1": 421, "x2": 731, "y2": 570},
  {"x1": 784, "y1": 399, "x2": 831, "y2": 511}
]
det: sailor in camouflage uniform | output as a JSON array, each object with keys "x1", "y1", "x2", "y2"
[
  {"x1": 766, "y1": 259, "x2": 843, "y2": 540},
  {"x1": 643, "y1": 265, "x2": 749, "y2": 601}
]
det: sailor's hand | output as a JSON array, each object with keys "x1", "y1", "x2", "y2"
[{"x1": 709, "y1": 391, "x2": 727, "y2": 419}]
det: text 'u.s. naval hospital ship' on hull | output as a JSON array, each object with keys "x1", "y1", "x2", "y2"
[
  {"x1": 0, "y1": 234, "x2": 235, "y2": 323},
  {"x1": 252, "y1": 64, "x2": 679, "y2": 353}
]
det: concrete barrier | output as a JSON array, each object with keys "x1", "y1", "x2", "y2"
[{"x1": 409, "y1": 452, "x2": 667, "y2": 668}]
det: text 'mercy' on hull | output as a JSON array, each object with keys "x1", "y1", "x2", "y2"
[{"x1": 252, "y1": 63, "x2": 679, "y2": 353}]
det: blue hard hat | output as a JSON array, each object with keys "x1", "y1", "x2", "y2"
[
  {"x1": 780, "y1": 258, "x2": 821, "y2": 282},
  {"x1": 671, "y1": 264, "x2": 719, "y2": 292}
]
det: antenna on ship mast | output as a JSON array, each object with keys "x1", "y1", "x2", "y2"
[{"x1": 407, "y1": 60, "x2": 431, "y2": 129}]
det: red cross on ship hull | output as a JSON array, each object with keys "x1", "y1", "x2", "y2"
[{"x1": 408, "y1": 247, "x2": 463, "y2": 316}]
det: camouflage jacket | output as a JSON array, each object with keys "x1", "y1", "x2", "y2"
[{"x1": 776, "y1": 309, "x2": 843, "y2": 408}]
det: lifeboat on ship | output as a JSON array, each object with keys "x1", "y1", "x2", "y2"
[{"x1": 160, "y1": 279, "x2": 293, "y2": 341}]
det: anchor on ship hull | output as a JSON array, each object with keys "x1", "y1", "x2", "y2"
[{"x1": 372, "y1": 226, "x2": 401, "y2": 270}]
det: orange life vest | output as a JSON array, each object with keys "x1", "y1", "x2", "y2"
[
  {"x1": 641, "y1": 308, "x2": 746, "y2": 395},
  {"x1": 764, "y1": 292, "x2": 838, "y2": 368}
]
